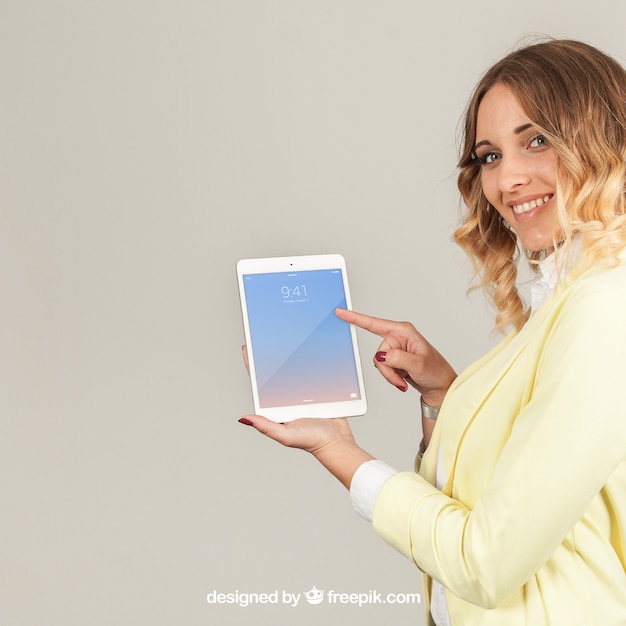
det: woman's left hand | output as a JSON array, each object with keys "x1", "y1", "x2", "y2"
[
  {"x1": 238, "y1": 413, "x2": 355, "y2": 455},
  {"x1": 239, "y1": 415, "x2": 374, "y2": 489},
  {"x1": 239, "y1": 346, "x2": 375, "y2": 487}
]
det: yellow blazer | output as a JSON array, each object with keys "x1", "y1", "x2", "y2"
[{"x1": 373, "y1": 254, "x2": 626, "y2": 625}]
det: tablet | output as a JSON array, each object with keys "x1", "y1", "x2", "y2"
[{"x1": 236, "y1": 254, "x2": 367, "y2": 422}]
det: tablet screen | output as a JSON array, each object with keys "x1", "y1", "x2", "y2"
[{"x1": 241, "y1": 267, "x2": 363, "y2": 409}]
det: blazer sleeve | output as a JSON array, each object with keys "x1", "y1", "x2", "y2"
[{"x1": 372, "y1": 277, "x2": 626, "y2": 609}]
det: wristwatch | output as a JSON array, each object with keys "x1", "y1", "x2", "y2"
[{"x1": 420, "y1": 396, "x2": 440, "y2": 421}]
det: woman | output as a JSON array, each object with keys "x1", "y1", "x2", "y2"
[{"x1": 238, "y1": 39, "x2": 626, "y2": 625}]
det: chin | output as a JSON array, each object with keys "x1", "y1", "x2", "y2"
[{"x1": 517, "y1": 233, "x2": 556, "y2": 254}]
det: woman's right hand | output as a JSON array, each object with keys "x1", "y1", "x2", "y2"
[{"x1": 335, "y1": 308, "x2": 457, "y2": 447}]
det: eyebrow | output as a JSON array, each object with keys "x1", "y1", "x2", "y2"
[{"x1": 474, "y1": 123, "x2": 534, "y2": 151}]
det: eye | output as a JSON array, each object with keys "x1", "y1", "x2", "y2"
[
  {"x1": 529, "y1": 134, "x2": 549, "y2": 148},
  {"x1": 475, "y1": 151, "x2": 501, "y2": 166}
]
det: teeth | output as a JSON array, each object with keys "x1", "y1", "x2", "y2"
[{"x1": 512, "y1": 195, "x2": 553, "y2": 215}]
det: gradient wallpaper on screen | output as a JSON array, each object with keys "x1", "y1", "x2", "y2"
[{"x1": 243, "y1": 269, "x2": 361, "y2": 408}]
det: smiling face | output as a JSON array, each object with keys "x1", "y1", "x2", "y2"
[{"x1": 475, "y1": 84, "x2": 559, "y2": 253}]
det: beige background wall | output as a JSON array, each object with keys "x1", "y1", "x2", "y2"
[{"x1": 2, "y1": 1, "x2": 624, "y2": 624}]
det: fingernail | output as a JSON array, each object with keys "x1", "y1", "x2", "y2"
[
  {"x1": 375, "y1": 351, "x2": 386, "y2": 362},
  {"x1": 396, "y1": 385, "x2": 407, "y2": 392},
  {"x1": 238, "y1": 417, "x2": 254, "y2": 426}
]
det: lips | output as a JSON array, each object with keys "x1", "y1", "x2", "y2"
[{"x1": 511, "y1": 194, "x2": 553, "y2": 215}]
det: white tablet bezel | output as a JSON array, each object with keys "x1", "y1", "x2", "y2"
[{"x1": 236, "y1": 254, "x2": 367, "y2": 422}]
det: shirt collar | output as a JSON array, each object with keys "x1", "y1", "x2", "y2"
[{"x1": 530, "y1": 238, "x2": 583, "y2": 316}]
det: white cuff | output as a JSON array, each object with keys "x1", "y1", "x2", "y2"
[{"x1": 349, "y1": 459, "x2": 397, "y2": 522}]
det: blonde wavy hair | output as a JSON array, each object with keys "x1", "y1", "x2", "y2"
[{"x1": 455, "y1": 38, "x2": 626, "y2": 333}]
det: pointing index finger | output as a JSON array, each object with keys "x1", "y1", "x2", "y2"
[{"x1": 335, "y1": 307, "x2": 398, "y2": 338}]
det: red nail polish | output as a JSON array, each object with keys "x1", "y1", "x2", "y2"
[
  {"x1": 238, "y1": 417, "x2": 254, "y2": 426},
  {"x1": 396, "y1": 385, "x2": 407, "y2": 392},
  {"x1": 375, "y1": 351, "x2": 386, "y2": 362}
]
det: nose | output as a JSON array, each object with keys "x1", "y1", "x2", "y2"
[{"x1": 497, "y1": 153, "x2": 531, "y2": 191}]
